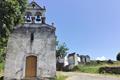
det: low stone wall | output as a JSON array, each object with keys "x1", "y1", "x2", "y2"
[{"x1": 99, "y1": 67, "x2": 120, "y2": 74}]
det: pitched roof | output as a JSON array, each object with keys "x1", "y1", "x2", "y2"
[
  {"x1": 28, "y1": 1, "x2": 45, "y2": 10},
  {"x1": 68, "y1": 53, "x2": 76, "y2": 57}
]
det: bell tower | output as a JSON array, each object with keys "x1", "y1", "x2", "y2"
[
  {"x1": 25, "y1": 0, "x2": 46, "y2": 24},
  {"x1": 4, "y1": 1, "x2": 56, "y2": 80}
]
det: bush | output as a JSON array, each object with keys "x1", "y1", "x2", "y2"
[
  {"x1": 99, "y1": 67, "x2": 107, "y2": 73},
  {"x1": 63, "y1": 65, "x2": 70, "y2": 72},
  {"x1": 96, "y1": 60, "x2": 101, "y2": 64},
  {"x1": 99, "y1": 67, "x2": 120, "y2": 74},
  {"x1": 107, "y1": 59, "x2": 113, "y2": 64},
  {"x1": 56, "y1": 62, "x2": 64, "y2": 71},
  {"x1": 72, "y1": 66, "x2": 80, "y2": 71},
  {"x1": 117, "y1": 53, "x2": 120, "y2": 61}
]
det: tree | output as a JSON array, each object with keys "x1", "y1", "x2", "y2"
[
  {"x1": 0, "y1": 0, "x2": 27, "y2": 36},
  {"x1": 56, "y1": 42, "x2": 69, "y2": 71},
  {"x1": 56, "y1": 42, "x2": 69, "y2": 58},
  {"x1": 117, "y1": 52, "x2": 120, "y2": 61},
  {"x1": 0, "y1": 0, "x2": 27, "y2": 62}
]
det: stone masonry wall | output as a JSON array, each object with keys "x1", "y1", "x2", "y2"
[{"x1": 4, "y1": 24, "x2": 56, "y2": 80}]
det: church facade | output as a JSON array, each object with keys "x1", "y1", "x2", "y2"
[{"x1": 4, "y1": 1, "x2": 56, "y2": 80}]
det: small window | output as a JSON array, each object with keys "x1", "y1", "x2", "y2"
[
  {"x1": 30, "y1": 32, "x2": 34, "y2": 43},
  {"x1": 32, "y1": 3, "x2": 36, "y2": 8}
]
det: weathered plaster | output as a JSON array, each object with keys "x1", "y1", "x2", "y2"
[{"x1": 4, "y1": 23, "x2": 56, "y2": 80}]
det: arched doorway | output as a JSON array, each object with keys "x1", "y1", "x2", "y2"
[{"x1": 25, "y1": 55, "x2": 37, "y2": 79}]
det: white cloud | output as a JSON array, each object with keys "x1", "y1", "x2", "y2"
[{"x1": 96, "y1": 56, "x2": 107, "y2": 61}]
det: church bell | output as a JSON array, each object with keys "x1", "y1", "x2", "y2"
[
  {"x1": 26, "y1": 15, "x2": 31, "y2": 22},
  {"x1": 36, "y1": 15, "x2": 41, "y2": 22}
]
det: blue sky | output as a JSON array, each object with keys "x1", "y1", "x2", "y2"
[{"x1": 29, "y1": 0, "x2": 120, "y2": 60}]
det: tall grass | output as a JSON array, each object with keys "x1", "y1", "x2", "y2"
[{"x1": 76, "y1": 65, "x2": 101, "y2": 73}]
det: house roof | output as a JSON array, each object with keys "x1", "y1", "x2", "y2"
[{"x1": 68, "y1": 53, "x2": 76, "y2": 57}]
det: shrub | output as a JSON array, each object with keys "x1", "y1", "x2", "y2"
[
  {"x1": 117, "y1": 52, "x2": 120, "y2": 61},
  {"x1": 63, "y1": 65, "x2": 70, "y2": 72},
  {"x1": 107, "y1": 59, "x2": 113, "y2": 64},
  {"x1": 72, "y1": 66, "x2": 80, "y2": 71},
  {"x1": 56, "y1": 62, "x2": 64, "y2": 71},
  {"x1": 96, "y1": 60, "x2": 101, "y2": 64},
  {"x1": 99, "y1": 67, "x2": 107, "y2": 73}
]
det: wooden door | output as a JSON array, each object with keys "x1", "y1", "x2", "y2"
[{"x1": 25, "y1": 56, "x2": 37, "y2": 78}]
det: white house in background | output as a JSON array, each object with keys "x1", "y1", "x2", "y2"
[
  {"x1": 85, "y1": 55, "x2": 91, "y2": 62},
  {"x1": 67, "y1": 53, "x2": 78, "y2": 69},
  {"x1": 67, "y1": 53, "x2": 91, "y2": 69},
  {"x1": 79, "y1": 55, "x2": 90, "y2": 63}
]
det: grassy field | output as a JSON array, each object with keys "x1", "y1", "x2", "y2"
[
  {"x1": 56, "y1": 73, "x2": 67, "y2": 80},
  {"x1": 74, "y1": 61, "x2": 120, "y2": 74}
]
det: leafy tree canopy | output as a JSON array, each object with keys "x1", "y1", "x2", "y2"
[
  {"x1": 0, "y1": 0, "x2": 28, "y2": 62},
  {"x1": 56, "y1": 42, "x2": 69, "y2": 58},
  {"x1": 0, "y1": 0, "x2": 27, "y2": 37}
]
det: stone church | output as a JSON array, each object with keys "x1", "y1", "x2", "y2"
[{"x1": 4, "y1": 1, "x2": 56, "y2": 80}]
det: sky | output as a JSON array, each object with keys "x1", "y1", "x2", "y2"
[{"x1": 29, "y1": 0, "x2": 120, "y2": 60}]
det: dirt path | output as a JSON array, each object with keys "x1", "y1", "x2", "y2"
[{"x1": 58, "y1": 72, "x2": 120, "y2": 80}]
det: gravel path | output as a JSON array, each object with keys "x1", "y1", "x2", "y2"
[{"x1": 58, "y1": 72, "x2": 120, "y2": 80}]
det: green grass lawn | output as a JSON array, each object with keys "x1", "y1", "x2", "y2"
[{"x1": 77, "y1": 65, "x2": 100, "y2": 73}]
